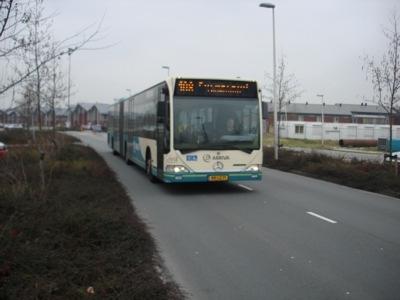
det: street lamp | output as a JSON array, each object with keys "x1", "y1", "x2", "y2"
[
  {"x1": 67, "y1": 47, "x2": 77, "y2": 127},
  {"x1": 161, "y1": 65, "x2": 170, "y2": 77},
  {"x1": 259, "y1": 2, "x2": 278, "y2": 160},
  {"x1": 317, "y1": 94, "x2": 324, "y2": 145}
]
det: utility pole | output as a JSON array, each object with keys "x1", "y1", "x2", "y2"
[
  {"x1": 162, "y1": 66, "x2": 170, "y2": 77},
  {"x1": 259, "y1": 2, "x2": 278, "y2": 160},
  {"x1": 67, "y1": 47, "x2": 77, "y2": 127},
  {"x1": 317, "y1": 94, "x2": 324, "y2": 145}
]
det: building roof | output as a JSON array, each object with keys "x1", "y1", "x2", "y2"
[
  {"x1": 54, "y1": 108, "x2": 68, "y2": 116},
  {"x1": 267, "y1": 102, "x2": 388, "y2": 116},
  {"x1": 75, "y1": 102, "x2": 94, "y2": 111},
  {"x1": 92, "y1": 103, "x2": 110, "y2": 114},
  {"x1": 7, "y1": 110, "x2": 19, "y2": 116},
  {"x1": 73, "y1": 102, "x2": 110, "y2": 113}
]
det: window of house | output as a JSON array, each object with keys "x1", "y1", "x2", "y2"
[{"x1": 295, "y1": 124, "x2": 304, "y2": 134}]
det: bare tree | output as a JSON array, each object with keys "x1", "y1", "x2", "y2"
[
  {"x1": 0, "y1": 0, "x2": 104, "y2": 98},
  {"x1": 43, "y1": 44, "x2": 66, "y2": 132},
  {"x1": 264, "y1": 56, "x2": 303, "y2": 143},
  {"x1": 0, "y1": 0, "x2": 15, "y2": 40},
  {"x1": 18, "y1": 81, "x2": 35, "y2": 129},
  {"x1": 19, "y1": 0, "x2": 53, "y2": 130},
  {"x1": 0, "y1": 0, "x2": 30, "y2": 58},
  {"x1": 364, "y1": 12, "x2": 400, "y2": 158}
]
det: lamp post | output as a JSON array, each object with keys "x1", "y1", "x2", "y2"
[
  {"x1": 317, "y1": 94, "x2": 324, "y2": 145},
  {"x1": 259, "y1": 2, "x2": 278, "y2": 160},
  {"x1": 162, "y1": 65, "x2": 170, "y2": 77},
  {"x1": 67, "y1": 47, "x2": 77, "y2": 127}
]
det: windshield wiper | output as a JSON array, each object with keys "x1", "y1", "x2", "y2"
[{"x1": 201, "y1": 123, "x2": 209, "y2": 143}]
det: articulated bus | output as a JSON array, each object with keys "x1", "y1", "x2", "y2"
[{"x1": 108, "y1": 77, "x2": 263, "y2": 183}]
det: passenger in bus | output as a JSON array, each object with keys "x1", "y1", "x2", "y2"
[
  {"x1": 176, "y1": 123, "x2": 192, "y2": 143},
  {"x1": 225, "y1": 117, "x2": 240, "y2": 135}
]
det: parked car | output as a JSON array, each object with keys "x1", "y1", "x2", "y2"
[
  {"x1": 4, "y1": 123, "x2": 23, "y2": 129},
  {"x1": 0, "y1": 142, "x2": 8, "y2": 159},
  {"x1": 81, "y1": 123, "x2": 92, "y2": 130},
  {"x1": 91, "y1": 124, "x2": 102, "y2": 132},
  {"x1": 384, "y1": 151, "x2": 400, "y2": 163}
]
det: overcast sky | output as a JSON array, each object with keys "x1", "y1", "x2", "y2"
[{"x1": 2, "y1": 0, "x2": 399, "y2": 108}]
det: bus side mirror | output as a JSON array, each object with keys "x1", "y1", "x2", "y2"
[
  {"x1": 262, "y1": 101, "x2": 269, "y2": 120},
  {"x1": 162, "y1": 87, "x2": 169, "y2": 96}
]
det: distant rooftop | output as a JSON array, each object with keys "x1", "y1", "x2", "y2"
[
  {"x1": 93, "y1": 103, "x2": 110, "y2": 114},
  {"x1": 74, "y1": 102, "x2": 110, "y2": 113}
]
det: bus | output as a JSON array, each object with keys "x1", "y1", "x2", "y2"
[{"x1": 108, "y1": 77, "x2": 263, "y2": 183}]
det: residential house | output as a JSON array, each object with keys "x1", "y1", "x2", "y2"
[
  {"x1": 70, "y1": 102, "x2": 110, "y2": 129},
  {"x1": 0, "y1": 109, "x2": 5, "y2": 124},
  {"x1": 87, "y1": 103, "x2": 110, "y2": 128},
  {"x1": 44, "y1": 108, "x2": 68, "y2": 128},
  {"x1": 70, "y1": 103, "x2": 93, "y2": 129},
  {"x1": 6, "y1": 109, "x2": 22, "y2": 124}
]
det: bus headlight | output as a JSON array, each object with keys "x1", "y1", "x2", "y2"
[
  {"x1": 166, "y1": 165, "x2": 189, "y2": 173},
  {"x1": 245, "y1": 164, "x2": 261, "y2": 172}
]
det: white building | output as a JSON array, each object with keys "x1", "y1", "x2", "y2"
[{"x1": 279, "y1": 121, "x2": 400, "y2": 141}]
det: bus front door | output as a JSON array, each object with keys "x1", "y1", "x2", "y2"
[{"x1": 156, "y1": 123, "x2": 164, "y2": 178}]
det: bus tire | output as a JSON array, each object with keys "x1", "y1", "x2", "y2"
[{"x1": 146, "y1": 151, "x2": 157, "y2": 183}]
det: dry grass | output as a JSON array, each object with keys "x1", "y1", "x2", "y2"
[
  {"x1": 263, "y1": 132, "x2": 380, "y2": 152},
  {"x1": 263, "y1": 147, "x2": 400, "y2": 198},
  {"x1": 0, "y1": 133, "x2": 183, "y2": 299}
]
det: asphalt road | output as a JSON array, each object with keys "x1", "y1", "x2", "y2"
[{"x1": 69, "y1": 131, "x2": 400, "y2": 300}]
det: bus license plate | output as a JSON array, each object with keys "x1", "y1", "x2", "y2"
[{"x1": 208, "y1": 175, "x2": 228, "y2": 182}]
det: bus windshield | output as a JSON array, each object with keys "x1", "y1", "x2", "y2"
[{"x1": 173, "y1": 97, "x2": 260, "y2": 152}]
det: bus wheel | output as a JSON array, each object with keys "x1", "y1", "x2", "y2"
[{"x1": 146, "y1": 154, "x2": 157, "y2": 183}]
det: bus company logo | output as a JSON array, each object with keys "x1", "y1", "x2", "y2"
[
  {"x1": 213, "y1": 161, "x2": 224, "y2": 171},
  {"x1": 186, "y1": 155, "x2": 198, "y2": 161},
  {"x1": 203, "y1": 154, "x2": 211, "y2": 162},
  {"x1": 212, "y1": 155, "x2": 230, "y2": 160}
]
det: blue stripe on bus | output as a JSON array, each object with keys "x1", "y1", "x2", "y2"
[
  {"x1": 162, "y1": 172, "x2": 262, "y2": 183},
  {"x1": 132, "y1": 136, "x2": 145, "y2": 164}
]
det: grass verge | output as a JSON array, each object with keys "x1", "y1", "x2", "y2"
[
  {"x1": 263, "y1": 147, "x2": 400, "y2": 199},
  {"x1": 263, "y1": 133, "x2": 379, "y2": 152},
  {"x1": 0, "y1": 133, "x2": 183, "y2": 299}
]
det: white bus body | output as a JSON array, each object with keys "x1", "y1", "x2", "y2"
[{"x1": 108, "y1": 77, "x2": 263, "y2": 183}]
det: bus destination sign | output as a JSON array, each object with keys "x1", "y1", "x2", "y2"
[{"x1": 174, "y1": 79, "x2": 258, "y2": 98}]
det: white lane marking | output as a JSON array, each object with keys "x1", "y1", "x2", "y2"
[
  {"x1": 307, "y1": 211, "x2": 337, "y2": 224},
  {"x1": 238, "y1": 184, "x2": 253, "y2": 191}
]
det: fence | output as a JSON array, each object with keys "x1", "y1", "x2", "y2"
[{"x1": 278, "y1": 121, "x2": 400, "y2": 141}]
